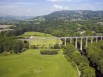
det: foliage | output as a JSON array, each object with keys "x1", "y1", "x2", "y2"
[
  {"x1": 0, "y1": 34, "x2": 29, "y2": 54},
  {"x1": 2, "y1": 19, "x2": 103, "y2": 37},
  {"x1": 53, "y1": 44, "x2": 60, "y2": 49},
  {"x1": 86, "y1": 41, "x2": 103, "y2": 74},
  {"x1": 63, "y1": 44, "x2": 96, "y2": 77},
  {"x1": 40, "y1": 49, "x2": 58, "y2": 55}
]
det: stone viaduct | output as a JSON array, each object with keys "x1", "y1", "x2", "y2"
[
  {"x1": 19, "y1": 36, "x2": 103, "y2": 50},
  {"x1": 59, "y1": 36, "x2": 103, "y2": 50}
]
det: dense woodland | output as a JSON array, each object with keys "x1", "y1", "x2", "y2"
[
  {"x1": 1, "y1": 20, "x2": 103, "y2": 37},
  {"x1": 86, "y1": 41, "x2": 103, "y2": 74}
]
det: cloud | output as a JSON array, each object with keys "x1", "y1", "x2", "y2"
[
  {"x1": 47, "y1": 0, "x2": 71, "y2": 2},
  {"x1": 53, "y1": 4, "x2": 69, "y2": 10}
]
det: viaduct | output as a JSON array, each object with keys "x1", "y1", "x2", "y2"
[
  {"x1": 19, "y1": 36, "x2": 103, "y2": 50},
  {"x1": 59, "y1": 36, "x2": 103, "y2": 50}
]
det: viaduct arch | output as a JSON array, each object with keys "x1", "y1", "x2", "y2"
[{"x1": 59, "y1": 36, "x2": 103, "y2": 50}]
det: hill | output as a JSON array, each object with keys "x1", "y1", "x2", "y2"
[{"x1": 34, "y1": 10, "x2": 103, "y2": 21}]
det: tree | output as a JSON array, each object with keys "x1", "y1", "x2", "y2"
[
  {"x1": 13, "y1": 40, "x2": 24, "y2": 53},
  {"x1": 81, "y1": 66, "x2": 95, "y2": 77}
]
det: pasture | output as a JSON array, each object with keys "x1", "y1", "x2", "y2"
[
  {"x1": 0, "y1": 49, "x2": 78, "y2": 77},
  {"x1": 19, "y1": 32, "x2": 62, "y2": 47},
  {"x1": 19, "y1": 32, "x2": 53, "y2": 38}
]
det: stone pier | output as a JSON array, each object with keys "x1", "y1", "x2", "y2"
[
  {"x1": 80, "y1": 38, "x2": 83, "y2": 51},
  {"x1": 96, "y1": 37, "x2": 98, "y2": 43},
  {"x1": 64, "y1": 38, "x2": 67, "y2": 46},
  {"x1": 91, "y1": 37, "x2": 93, "y2": 43},
  {"x1": 85, "y1": 37, "x2": 88, "y2": 48},
  {"x1": 75, "y1": 38, "x2": 77, "y2": 49},
  {"x1": 70, "y1": 38, "x2": 72, "y2": 43}
]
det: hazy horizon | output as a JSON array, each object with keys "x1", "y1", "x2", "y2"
[{"x1": 0, "y1": 0, "x2": 103, "y2": 16}]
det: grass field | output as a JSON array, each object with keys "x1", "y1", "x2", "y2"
[
  {"x1": 0, "y1": 49, "x2": 78, "y2": 77},
  {"x1": 19, "y1": 32, "x2": 62, "y2": 47},
  {"x1": 28, "y1": 37, "x2": 61, "y2": 47},
  {"x1": 19, "y1": 32, "x2": 53, "y2": 38}
]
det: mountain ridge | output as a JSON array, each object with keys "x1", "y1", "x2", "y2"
[{"x1": 34, "y1": 10, "x2": 103, "y2": 21}]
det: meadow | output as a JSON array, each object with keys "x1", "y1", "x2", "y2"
[
  {"x1": 0, "y1": 49, "x2": 78, "y2": 77},
  {"x1": 19, "y1": 32, "x2": 53, "y2": 38},
  {"x1": 19, "y1": 32, "x2": 62, "y2": 47}
]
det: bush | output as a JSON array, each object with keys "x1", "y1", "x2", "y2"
[
  {"x1": 54, "y1": 44, "x2": 60, "y2": 49},
  {"x1": 30, "y1": 45, "x2": 38, "y2": 49},
  {"x1": 40, "y1": 49, "x2": 58, "y2": 55},
  {"x1": 2, "y1": 51, "x2": 10, "y2": 56}
]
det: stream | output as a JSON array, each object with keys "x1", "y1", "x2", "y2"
[
  {"x1": 77, "y1": 42, "x2": 103, "y2": 77},
  {"x1": 82, "y1": 49, "x2": 103, "y2": 77}
]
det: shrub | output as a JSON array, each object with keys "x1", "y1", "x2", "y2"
[
  {"x1": 2, "y1": 51, "x2": 10, "y2": 56},
  {"x1": 40, "y1": 49, "x2": 58, "y2": 55},
  {"x1": 30, "y1": 45, "x2": 38, "y2": 49},
  {"x1": 54, "y1": 44, "x2": 60, "y2": 49}
]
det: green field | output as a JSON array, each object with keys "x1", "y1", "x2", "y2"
[
  {"x1": 0, "y1": 49, "x2": 78, "y2": 77},
  {"x1": 19, "y1": 32, "x2": 62, "y2": 47},
  {"x1": 19, "y1": 32, "x2": 53, "y2": 38},
  {"x1": 28, "y1": 37, "x2": 61, "y2": 47}
]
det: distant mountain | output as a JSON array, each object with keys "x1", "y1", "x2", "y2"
[
  {"x1": 34, "y1": 10, "x2": 103, "y2": 21},
  {"x1": 0, "y1": 16, "x2": 34, "y2": 22}
]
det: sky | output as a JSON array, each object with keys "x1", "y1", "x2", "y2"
[{"x1": 0, "y1": 0, "x2": 103, "y2": 16}]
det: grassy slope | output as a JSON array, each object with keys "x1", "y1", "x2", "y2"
[
  {"x1": 0, "y1": 49, "x2": 78, "y2": 77},
  {"x1": 19, "y1": 32, "x2": 61, "y2": 46},
  {"x1": 19, "y1": 32, "x2": 52, "y2": 38},
  {"x1": 28, "y1": 38, "x2": 60, "y2": 46}
]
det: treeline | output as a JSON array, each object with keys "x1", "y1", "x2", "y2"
[
  {"x1": 0, "y1": 34, "x2": 29, "y2": 54},
  {"x1": 15, "y1": 20, "x2": 103, "y2": 36},
  {"x1": 1, "y1": 20, "x2": 103, "y2": 37},
  {"x1": 86, "y1": 41, "x2": 103, "y2": 74},
  {"x1": 63, "y1": 44, "x2": 96, "y2": 77}
]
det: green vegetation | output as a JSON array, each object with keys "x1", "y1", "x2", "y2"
[
  {"x1": 19, "y1": 32, "x2": 61, "y2": 48},
  {"x1": 22, "y1": 32, "x2": 52, "y2": 37},
  {"x1": 28, "y1": 38, "x2": 60, "y2": 48},
  {"x1": 63, "y1": 44, "x2": 96, "y2": 77},
  {"x1": 86, "y1": 41, "x2": 103, "y2": 74},
  {"x1": 0, "y1": 49, "x2": 78, "y2": 77},
  {"x1": 19, "y1": 32, "x2": 52, "y2": 38},
  {"x1": 0, "y1": 35, "x2": 29, "y2": 54},
  {"x1": 40, "y1": 49, "x2": 58, "y2": 55}
]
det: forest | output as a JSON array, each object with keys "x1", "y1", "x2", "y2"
[{"x1": 1, "y1": 19, "x2": 103, "y2": 37}]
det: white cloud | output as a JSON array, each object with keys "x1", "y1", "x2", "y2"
[
  {"x1": 53, "y1": 4, "x2": 69, "y2": 10},
  {"x1": 47, "y1": 0, "x2": 71, "y2": 2}
]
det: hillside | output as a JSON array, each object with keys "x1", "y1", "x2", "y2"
[
  {"x1": 34, "y1": 10, "x2": 103, "y2": 21},
  {"x1": 18, "y1": 32, "x2": 61, "y2": 48}
]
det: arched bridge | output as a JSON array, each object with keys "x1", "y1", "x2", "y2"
[
  {"x1": 59, "y1": 36, "x2": 103, "y2": 50},
  {"x1": 19, "y1": 36, "x2": 103, "y2": 50}
]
